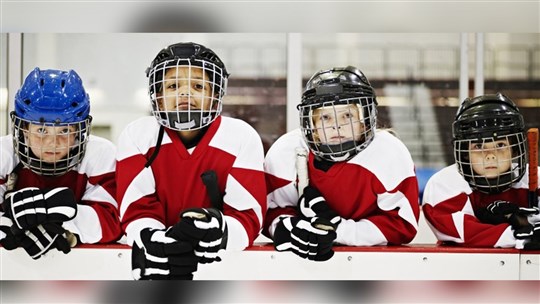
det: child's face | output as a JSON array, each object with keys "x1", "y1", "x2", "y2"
[
  {"x1": 157, "y1": 66, "x2": 215, "y2": 112},
  {"x1": 26, "y1": 124, "x2": 77, "y2": 163},
  {"x1": 469, "y1": 139, "x2": 512, "y2": 178},
  {"x1": 312, "y1": 104, "x2": 364, "y2": 145}
]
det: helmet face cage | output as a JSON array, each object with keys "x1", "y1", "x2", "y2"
[
  {"x1": 300, "y1": 95, "x2": 377, "y2": 162},
  {"x1": 12, "y1": 68, "x2": 92, "y2": 176},
  {"x1": 454, "y1": 132, "x2": 527, "y2": 194},
  {"x1": 11, "y1": 113, "x2": 92, "y2": 176},
  {"x1": 147, "y1": 43, "x2": 229, "y2": 131},
  {"x1": 452, "y1": 93, "x2": 527, "y2": 194}
]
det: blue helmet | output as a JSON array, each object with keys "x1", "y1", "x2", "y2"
[
  {"x1": 11, "y1": 68, "x2": 92, "y2": 176},
  {"x1": 14, "y1": 68, "x2": 90, "y2": 123}
]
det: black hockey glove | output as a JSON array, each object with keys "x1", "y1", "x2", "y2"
[
  {"x1": 521, "y1": 223, "x2": 540, "y2": 250},
  {"x1": 131, "y1": 228, "x2": 199, "y2": 280},
  {"x1": 167, "y1": 208, "x2": 228, "y2": 264},
  {"x1": 273, "y1": 216, "x2": 337, "y2": 262},
  {"x1": 476, "y1": 201, "x2": 538, "y2": 226},
  {"x1": 0, "y1": 214, "x2": 20, "y2": 250},
  {"x1": 4, "y1": 187, "x2": 77, "y2": 230},
  {"x1": 513, "y1": 220, "x2": 540, "y2": 240},
  {"x1": 12, "y1": 222, "x2": 71, "y2": 259},
  {"x1": 298, "y1": 186, "x2": 341, "y2": 229}
]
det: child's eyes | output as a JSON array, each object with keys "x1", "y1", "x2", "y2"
[
  {"x1": 59, "y1": 128, "x2": 71, "y2": 135},
  {"x1": 344, "y1": 112, "x2": 354, "y2": 119},
  {"x1": 320, "y1": 114, "x2": 331, "y2": 121},
  {"x1": 471, "y1": 142, "x2": 508, "y2": 150},
  {"x1": 472, "y1": 143, "x2": 483, "y2": 150},
  {"x1": 36, "y1": 128, "x2": 47, "y2": 134},
  {"x1": 165, "y1": 82, "x2": 205, "y2": 90}
]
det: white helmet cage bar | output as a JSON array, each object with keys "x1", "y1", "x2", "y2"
[
  {"x1": 299, "y1": 96, "x2": 377, "y2": 162},
  {"x1": 148, "y1": 58, "x2": 228, "y2": 131},
  {"x1": 454, "y1": 132, "x2": 527, "y2": 194},
  {"x1": 11, "y1": 113, "x2": 92, "y2": 176}
]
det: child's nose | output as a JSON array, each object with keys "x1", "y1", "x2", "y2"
[{"x1": 485, "y1": 152, "x2": 496, "y2": 160}]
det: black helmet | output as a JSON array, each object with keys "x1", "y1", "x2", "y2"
[
  {"x1": 146, "y1": 42, "x2": 229, "y2": 130},
  {"x1": 452, "y1": 93, "x2": 527, "y2": 194},
  {"x1": 298, "y1": 66, "x2": 377, "y2": 162}
]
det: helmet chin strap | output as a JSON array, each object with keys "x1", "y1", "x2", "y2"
[
  {"x1": 315, "y1": 140, "x2": 357, "y2": 162},
  {"x1": 158, "y1": 111, "x2": 215, "y2": 131},
  {"x1": 329, "y1": 153, "x2": 352, "y2": 162}
]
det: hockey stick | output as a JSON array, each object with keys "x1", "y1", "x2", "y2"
[
  {"x1": 182, "y1": 170, "x2": 224, "y2": 220},
  {"x1": 528, "y1": 128, "x2": 539, "y2": 209},
  {"x1": 5, "y1": 163, "x2": 22, "y2": 193},
  {"x1": 201, "y1": 170, "x2": 224, "y2": 211},
  {"x1": 295, "y1": 147, "x2": 335, "y2": 231},
  {"x1": 295, "y1": 147, "x2": 309, "y2": 197}
]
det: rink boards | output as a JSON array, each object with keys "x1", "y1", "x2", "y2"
[{"x1": 1, "y1": 243, "x2": 538, "y2": 280}]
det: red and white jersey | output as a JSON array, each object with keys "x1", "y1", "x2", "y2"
[
  {"x1": 422, "y1": 164, "x2": 540, "y2": 248},
  {"x1": 264, "y1": 129, "x2": 420, "y2": 246},
  {"x1": 116, "y1": 116, "x2": 266, "y2": 250},
  {"x1": 0, "y1": 134, "x2": 121, "y2": 244}
]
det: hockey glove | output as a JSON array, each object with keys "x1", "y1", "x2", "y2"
[
  {"x1": 513, "y1": 220, "x2": 540, "y2": 240},
  {"x1": 4, "y1": 187, "x2": 77, "y2": 230},
  {"x1": 476, "y1": 201, "x2": 537, "y2": 225},
  {"x1": 11, "y1": 222, "x2": 72, "y2": 259},
  {"x1": 0, "y1": 214, "x2": 20, "y2": 250},
  {"x1": 298, "y1": 186, "x2": 341, "y2": 229},
  {"x1": 273, "y1": 216, "x2": 337, "y2": 262},
  {"x1": 132, "y1": 228, "x2": 199, "y2": 280},
  {"x1": 519, "y1": 223, "x2": 540, "y2": 250},
  {"x1": 167, "y1": 208, "x2": 228, "y2": 264}
]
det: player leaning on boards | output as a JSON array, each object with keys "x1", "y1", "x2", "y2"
[
  {"x1": 422, "y1": 93, "x2": 540, "y2": 250},
  {"x1": 116, "y1": 42, "x2": 266, "y2": 280},
  {"x1": 0, "y1": 68, "x2": 122, "y2": 259},
  {"x1": 264, "y1": 66, "x2": 420, "y2": 261}
]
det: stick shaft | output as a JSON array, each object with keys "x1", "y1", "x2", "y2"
[
  {"x1": 295, "y1": 147, "x2": 309, "y2": 196},
  {"x1": 528, "y1": 128, "x2": 539, "y2": 208}
]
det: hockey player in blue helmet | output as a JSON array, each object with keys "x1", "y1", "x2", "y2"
[
  {"x1": 0, "y1": 68, "x2": 122, "y2": 260},
  {"x1": 11, "y1": 68, "x2": 91, "y2": 176}
]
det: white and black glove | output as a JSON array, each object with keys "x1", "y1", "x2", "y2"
[
  {"x1": 131, "y1": 228, "x2": 199, "y2": 280},
  {"x1": 476, "y1": 201, "x2": 539, "y2": 238},
  {"x1": 520, "y1": 222, "x2": 540, "y2": 250},
  {"x1": 4, "y1": 187, "x2": 77, "y2": 230},
  {"x1": 273, "y1": 216, "x2": 337, "y2": 262},
  {"x1": 167, "y1": 208, "x2": 228, "y2": 264},
  {"x1": 299, "y1": 186, "x2": 341, "y2": 228},
  {"x1": 0, "y1": 214, "x2": 20, "y2": 250},
  {"x1": 11, "y1": 223, "x2": 71, "y2": 259}
]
